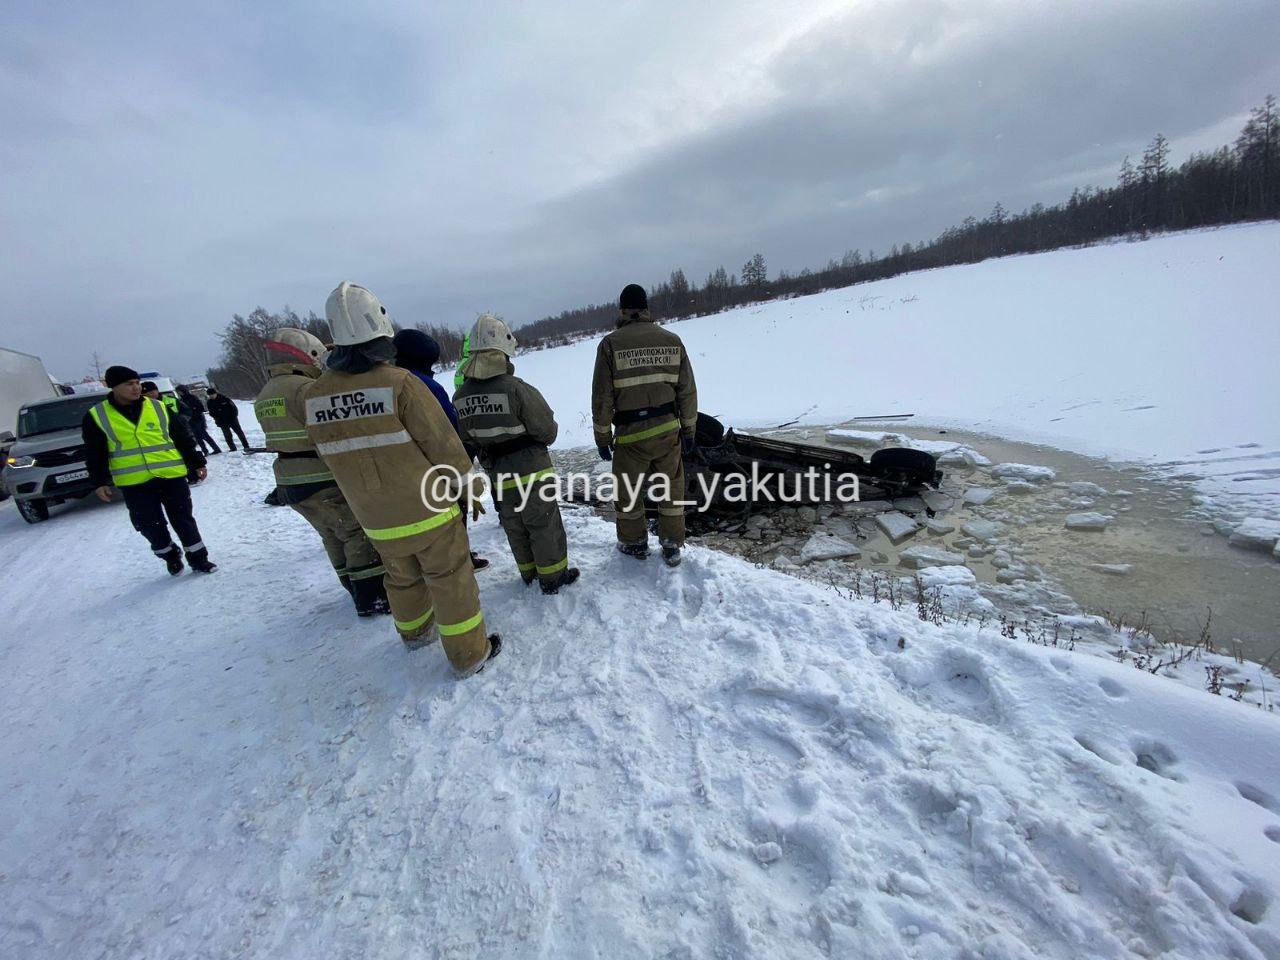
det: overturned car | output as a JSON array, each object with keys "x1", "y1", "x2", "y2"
[
  {"x1": 677, "y1": 414, "x2": 941, "y2": 533},
  {"x1": 559, "y1": 413, "x2": 942, "y2": 532}
]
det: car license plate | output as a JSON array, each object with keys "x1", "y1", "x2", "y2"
[{"x1": 55, "y1": 469, "x2": 89, "y2": 483}]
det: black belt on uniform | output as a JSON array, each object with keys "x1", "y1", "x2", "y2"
[
  {"x1": 613, "y1": 402, "x2": 675, "y2": 426},
  {"x1": 485, "y1": 435, "x2": 546, "y2": 459},
  {"x1": 276, "y1": 450, "x2": 320, "y2": 460}
]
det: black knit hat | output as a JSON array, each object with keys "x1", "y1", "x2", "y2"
[
  {"x1": 104, "y1": 365, "x2": 140, "y2": 388},
  {"x1": 392, "y1": 328, "x2": 441, "y2": 372},
  {"x1": 619, "y1": 283, "x2": 647, "y2": 311}
]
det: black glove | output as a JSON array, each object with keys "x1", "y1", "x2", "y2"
[
  {"x1": 681, "y1": 434, "x2": 697, "y2": 457},
  {"x1": 597, "y1": 443, "x2": 612, "y2": 462}
]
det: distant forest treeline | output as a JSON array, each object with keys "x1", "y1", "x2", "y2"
[{"x1": 208, "y1": 95, "x2": 1278, "y2": 398}]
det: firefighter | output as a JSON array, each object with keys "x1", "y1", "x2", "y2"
[
  {"x1": 453, "y1": 314, "x2": 578, "y2": 594},
  {"x1": 392, "y1": 327, "x2": 489, "y2": 571},
  {"x1": 82, "y1": 365, "x2": 216, "y2": 575},
  {"x1": 303, "y1": 282, "x2": 500, "y2": 678},
  {"x1": 254, "y1": 328, "x2": 390, "y2": 618},
  {"x1": 591, "y1": 283, "x2": 698, "y2": 566}
]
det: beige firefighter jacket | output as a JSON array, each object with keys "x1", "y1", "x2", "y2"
[
  {"x1": 453, "y1": 358, "x2": 557, "y2": 489},
  {"x1": 302, "y1": 363, "x2": 475, "y2": 558},
  {"x1": 254, "y1": 363, "x2": 337, "y2": 489},
  {"x1": 591, "y1": 309, "x2": 697, "y2": 449}
]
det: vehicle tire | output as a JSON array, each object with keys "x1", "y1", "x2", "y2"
[
  {"x1": 695, "y1": 412, "x2": 726, "y2": 448},
  {"x1": 869, "y1": 447, "x2": 937, "y2": 481},
  {"x1": 16, "y1": 497, "x2": 50, "y2": 524}
]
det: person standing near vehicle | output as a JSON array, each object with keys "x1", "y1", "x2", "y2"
[
  {"x1": 177, "y1": 385, "x2": 221, "y2": 456},
  {"x1": 393, "y1": 327, "x2": 489, "y2": 572},
  {"x1": 304, "y1": 282, "x2": 500, "y2": 678},
  {"x1": 453, "y1": 315, "x2": 578, "y2": 594},
  {"x1": 206, "y1": 388, "x2": 249, "y2": 452},
  {"x1": 141, "y1": 381, "x2": 181, "y2": 420},
  {"x1": 83, "y1": 365, "x2": 216, "y2": 575},
  {"x1": 254, "y1": 329, "x2": 390, "y2": 618},
  {"x1": 592, "y1": 283, "x2": 698, "y2": 566}
]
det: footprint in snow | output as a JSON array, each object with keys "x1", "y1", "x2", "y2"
[
  {"x1": 1097, "y1": 677, "x2": 1126, "y2": 699},
  {"x1": 1132, "y1": 741, "x2": 1182, "y2": 782},
  {"x1": 1236, "y1": 782, "x2": 1280, "y2": 814}
]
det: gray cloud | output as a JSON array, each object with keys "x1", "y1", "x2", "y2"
[{"x1": 1, "y1": 0, "x2": 1277, "y2": 380}]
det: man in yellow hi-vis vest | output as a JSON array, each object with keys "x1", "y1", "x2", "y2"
[
  {"x1": 82, "y1": 365, "x2": 216, "y2": 575},
  {"x1": 303, "y1": 282, "x2": 500, "y2": 679}
]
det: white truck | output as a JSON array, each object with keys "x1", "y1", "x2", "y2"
[{"x1": 1, "y1": 348, "x2": 61, "y2": 500}]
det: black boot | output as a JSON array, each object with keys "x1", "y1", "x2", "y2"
[
  {"x1": 540, "y1": 567, "x2": 581, "y2": 595},
  {"x1": 617, "y1": 541, "x2": 649, "y2": 560},
  {"x1": 352, "y1": 576, "x2": 391, "y2": 618},
  {"x1": 471, "y1": 552, "x2": 490, "y2": 571},
  {"x1": 457, "y1": 634, "x2": 502, "y2": 679},
  {"x1": 186, "y1": 548, "x2": 217, "y2": 573},
  {"x1": 660, "y1": 541, "x2": 682, "y2": 568},
  {"x1": 161, "y1": 545, "x2": 184, "y2": 576}
]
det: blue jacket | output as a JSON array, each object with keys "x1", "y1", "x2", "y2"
[{"x1": 410, "y1": 370, "x2": 460, "y2": 435}]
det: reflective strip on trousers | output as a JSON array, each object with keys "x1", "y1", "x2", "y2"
[
  {"x1": 363, "y1": 504, "x2": 461, "y2": 541},
  {"x1": 498, "y1": 467, "x2": 555, "y2": 491},
  {"x1": 277, "y1": 471, "x2": 335, "y2": 485},
  {"x1": 396, "y1": 607, "x2": 434, "y2": 633},
  {"x1": 265, "y1": 429, "x2": 309, "y2": 441},
  {"x1": 315, "y1": 430, "x2": 412, "y2": 456},
  {"x1": 439, "y1": 610, "x2": 483, "y2": 637},
  {"x1": 517, "y1": 561, "x2": 536, "y2": 573},
  {"x1": 348, "y1": 562, "x2": 386, "y2": 581},
  {"x1": 614, "y1": 418, "x2": 680, "y2": 445},
  {"x1": 536, "y1": 557, "x2": 568, "y2": 577}
]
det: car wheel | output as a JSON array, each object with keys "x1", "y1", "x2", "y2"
[
  {"x1": 16, "y1": 497, "x2": 50, "y2": 524},
  {"x1": 869, "y1": 447, "x2": 938, "y2": 483}
]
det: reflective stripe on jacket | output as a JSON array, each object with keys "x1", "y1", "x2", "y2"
[
  {"x1": 454, "y1": 367, "x2": 557, "y2": 484},
  {"x1": 254, "y1": 364, "x2": 336, "y2": 487},
  {"x1": 453, "y1": 333, "x2": 470, "y2": 390},
  {"x1": 89, "y1": 398, "x2": 189, "y2": 486},
  {"x1": 591, "y1": 310, "x2": 697, "y2": 448},
  {"x1": 302, "y1": 363, "x2": 476, "y2": 557}
]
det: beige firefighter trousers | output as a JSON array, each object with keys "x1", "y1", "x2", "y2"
[
  {"x1": 290, "y1": 486, "x2": 385, "y2": 583},
  {"x1": 379, "y1": 514, "x2": 490, "y2": 673},
  {"x1": 611, "y1": 428, "x2": 685, "y2": 546},
  {"x1": 495, "y1": 474, "x2": 570, "y2": 588}
]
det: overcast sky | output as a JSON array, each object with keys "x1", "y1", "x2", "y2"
[{"x1": 2, "y1": 0, "x2": 1277, "y2": 381}]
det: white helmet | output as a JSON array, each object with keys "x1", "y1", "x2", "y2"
[
  {"x1": 326, "y1": 281, "x2": 395, "y2": 346},
  {"x1": 267, "y1": 327, "x2": 328, "y2": 367},
  {"x1": 469, "y1": 313, "x2": 517, "y2": 358}
]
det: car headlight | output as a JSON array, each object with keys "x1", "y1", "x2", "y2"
[{"x1": 5, "y1": 455, "x2": 35, "y2": 468}]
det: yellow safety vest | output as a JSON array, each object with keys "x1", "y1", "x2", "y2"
[{"x1": 90, "y1": 398, "x2": 189, "y2": 486}]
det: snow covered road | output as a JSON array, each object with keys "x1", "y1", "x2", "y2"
[{"x1": 2, "y1": 450, "x2": 1279, "y2": 959}]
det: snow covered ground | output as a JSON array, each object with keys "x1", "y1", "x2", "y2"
[
  {"x1": 2, "y1": 226, "x2": 1279, "y2": 957},
  {"x1": 2, "y1": 436, "x2": 1280, "y2": 958},
  {"x1": 507, "y1": 222, "x2": 1280, "y2": 525}
]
